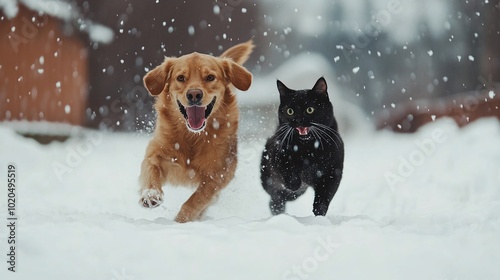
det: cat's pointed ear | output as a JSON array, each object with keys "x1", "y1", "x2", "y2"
[
  {"x1": 277, "y1": 80, "x2": 291, "y2": 96},
  {"x1": 312, "y1": 77, "x2": 328, "y2": 94}
]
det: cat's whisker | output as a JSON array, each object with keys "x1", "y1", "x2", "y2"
[
  {"x1": 312, "y1": 126, "x2": 337, "y2": 149},
  {"x1": 272, "y1": 124, "x2": 289, "y2": 137},
  {"x1": 318, "y1": 130, "x2": 339, "y2": 149},
  {"x1": 277, "y1": 126, "x2": 293, "y2": 151},
  {"x1": 277, "y1": 130, "x2": 287, "y2": 150},
  {"x1": 282, "y1": 129, "x2": 292, "y2": 151},
  {"x1": 309, "y1": 127, "x2": 324, "y2": 150},
  {"x1": 311, "y1": 122, "x2": 344, "y2": 145},
  {"x1": 311, "y1": 122, "x2": 338, "y2": 134},
  {"x1": 313, "y1": 123, "x2": 343, "y2": 143},
  {"x1": 272, "y1": 125, "x2": 290, "y2": 142},
  {"x1": 283, "y1": 127, "x2": 294, "y2": 150},
  {"x1": 310, "y1": 123, "x2": 340, "y2": 149}
]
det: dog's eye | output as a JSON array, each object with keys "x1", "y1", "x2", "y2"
[
  {"x1": 206, "y1": 75, "x2": 215, "y2": 82},
  {"x1": 306, "y1": 107, "x2": 315, "y2": 114},
  {"x1": 177, "y1": 75, "x2": 186, "y2": 82},
  {"x1": 286, "y1": 108, "x2": 294, "y2": 115}
]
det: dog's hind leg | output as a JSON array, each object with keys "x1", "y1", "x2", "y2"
[{"x1": 174, "y1": 179, "x2": 224, "y2": 223}]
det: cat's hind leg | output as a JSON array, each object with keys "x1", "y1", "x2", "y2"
[{"x1": 269, "y1": 188, "x2": 306, "y2": 215}]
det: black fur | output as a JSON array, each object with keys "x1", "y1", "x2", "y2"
[{"x1": 260, "y1": 77, "x2": 344, "y2": 216}]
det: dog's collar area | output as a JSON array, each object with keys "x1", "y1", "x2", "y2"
[{"x1": 177, "y1": 97, "x2": 216, "y2": 132}]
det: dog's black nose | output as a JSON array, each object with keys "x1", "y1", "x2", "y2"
[{"x1": 186, "y1": 89, "x2": 203, "y2": 105}]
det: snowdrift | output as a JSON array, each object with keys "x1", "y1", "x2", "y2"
[{"x1": 1, "y1": 116, "x2": 499, "y2": 280}]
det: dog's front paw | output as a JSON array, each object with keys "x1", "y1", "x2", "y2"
[{"x1": 139, "y1": 189, "x2": 164, "y2": 208}]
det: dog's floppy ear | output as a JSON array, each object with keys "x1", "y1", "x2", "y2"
[
  {"x1": 222, "y1": 59, "x2": 252, "y2": 91},
  {"x1": 220, "y1": 39, "x2": 254, "y2": 65},
  {"x1": 143, "y1": 58, "x2": 173, "y2": 96}
]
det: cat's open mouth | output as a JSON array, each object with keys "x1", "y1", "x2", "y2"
[
  {"x1": 296, "y1": 126, "x2": 312, "y2": 140},
  {"x1": 177, "y1": 97, "x2": 216, "y2": 132}
]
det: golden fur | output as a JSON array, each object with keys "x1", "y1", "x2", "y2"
[{"x1": 139, "y1": 41, "x2": 253, "y2": 223}]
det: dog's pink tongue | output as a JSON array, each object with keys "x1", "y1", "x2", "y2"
[
  {"x1": 186, "y1": 106, "x2": 206, "y2": 130},
  {"x1": 296, "y1": 127, "x2": 309, "y2": 135}
]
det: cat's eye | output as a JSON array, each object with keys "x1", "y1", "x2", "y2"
[
  {"x1": 177, "y1": 75, "x2": 186, "y2": 82},
  {"x1": 286, "y1": 108, "x2": 294, "y2": 115},
  {"x1": 306, "y1": 107, "x2": 315, "y2": 114}
]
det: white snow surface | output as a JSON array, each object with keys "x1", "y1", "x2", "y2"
[{"x1": 1, "y1": 116, "x2": 500, "y2": 279}]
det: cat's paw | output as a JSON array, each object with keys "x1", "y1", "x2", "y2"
[
  {"x1": 270, "y1": 199, "x2": 286, "y2": 215},
  {"x1": 313, "y1": 204, "x2": 329, "y2": 216},
  {"x1": 139, "y1": 189, "x2": 164, "y2": 208}
]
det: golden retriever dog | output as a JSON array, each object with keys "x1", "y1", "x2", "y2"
[{"x1": 139, "y1": 40, "x2": 253, "y2": 223}]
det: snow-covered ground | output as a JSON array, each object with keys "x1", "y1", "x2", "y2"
[{"x1": 1, "y1": 113, "x2": 500, "y2": 279}]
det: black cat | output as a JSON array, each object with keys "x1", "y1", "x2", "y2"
[{"x1": 260, "y1": 77, "x2": 344, "y2": 216}]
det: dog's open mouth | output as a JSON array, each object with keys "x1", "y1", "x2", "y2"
[{"x1": 178, "y1": 97, "x2": 216, "y2": 132}]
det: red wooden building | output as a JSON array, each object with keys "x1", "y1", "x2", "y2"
[{"x1": 0, "y1": 0, "x2": 112, "y2": 136}]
